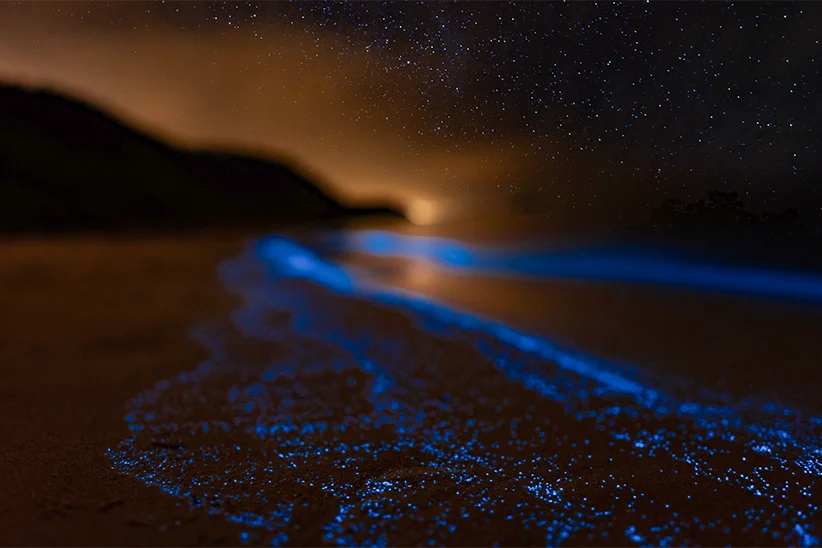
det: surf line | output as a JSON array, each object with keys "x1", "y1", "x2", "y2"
[
  {"x1": 256, "y1": 234, "x2": 819, "y2": 432},
  {"x1": 320, "y1": 229, "x2": 822, "y2": 305}
]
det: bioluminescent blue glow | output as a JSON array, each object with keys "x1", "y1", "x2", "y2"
[
  {"x1": 323, "y1": 229, "x2": 822, "y2": 304},
  {"x1": 109, "y1": 233, "x2": 822, "y2": 547}
]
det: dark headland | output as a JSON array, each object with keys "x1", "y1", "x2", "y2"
[{"x1": 0, "y1": 85, "x2": 404, "y2": 235}]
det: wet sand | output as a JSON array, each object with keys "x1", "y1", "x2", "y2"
[
  {"x1": 0, "y1": 236, "x2": 251, "y2": 545},
  {"x1": 338, "y1": 253, "x2": 822, "y2": 412}
]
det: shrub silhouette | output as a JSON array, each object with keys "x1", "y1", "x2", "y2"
[{"x1": 643, "y1": 190, "x2": 807, "y2": 242}]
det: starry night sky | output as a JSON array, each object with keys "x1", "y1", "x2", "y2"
[{"x1": 1, "y1": 1, "x2": 821, "y2": 225}]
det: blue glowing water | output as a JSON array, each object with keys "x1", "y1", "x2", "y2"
[
  {"x1": 323, "y1": 229, "x2": 822, "y2": 304},
  {"x1": 109, "y1": 233, "x2": 822, "y2": 546}
]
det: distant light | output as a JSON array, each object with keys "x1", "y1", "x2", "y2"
[{"x1": 407, "y1": 199, "x2": 438, "y2": 226}]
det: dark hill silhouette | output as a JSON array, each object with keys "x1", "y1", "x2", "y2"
[{"x1": 0, "y1": 85, "x2": 403, "y2": 233}]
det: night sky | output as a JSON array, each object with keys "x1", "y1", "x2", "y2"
[{"x1": 1, "y1": 1, "x2": 821, "y2": 225}]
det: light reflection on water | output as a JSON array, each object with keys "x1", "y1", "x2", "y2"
[
  {"x1": 109, "y1": 233, "x2": 822, "y2": 547},
  {"x1": 319, "y1": 230, "x2": 822, "y2": 304}
]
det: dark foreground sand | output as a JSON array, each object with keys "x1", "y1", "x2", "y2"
[{"x1": 0, "y1": 237, "x2": 252, "y2": 545}]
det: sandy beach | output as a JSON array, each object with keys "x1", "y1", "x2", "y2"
[
  {"x1": 0, "y1": 236, "x2": 253, "y2": 545},
  {"x1": 3, "y1": 233, "x2": 822, "y2": 546}
]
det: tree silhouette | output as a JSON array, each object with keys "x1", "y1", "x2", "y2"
[{"x1": 641, "y1": 189, "x2": 808, "y2": 243}]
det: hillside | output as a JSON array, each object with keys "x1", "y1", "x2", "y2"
[{"x1": 0, "y1": 85, "x2": 402, "y2": 233}]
